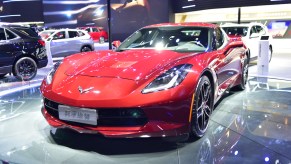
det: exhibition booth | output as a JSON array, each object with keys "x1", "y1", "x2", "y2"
[{"x1": 0, "y1": 0, "x2": 291, "y2": 163}]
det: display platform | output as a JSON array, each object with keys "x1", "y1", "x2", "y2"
[
  {"x1": 0, "y1": 77, "x2": 290, "y2": 163},
  {"x1": 0, "y1": 52, "x2": 291, "y2": 163}
]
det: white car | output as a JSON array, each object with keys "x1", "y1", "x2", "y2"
[
  {"x1": 221, "y1": 23, "x2": 273, "y2": 62},
  {"x1": 39, "y1": 29, "x2": 94, "y2": 57}
]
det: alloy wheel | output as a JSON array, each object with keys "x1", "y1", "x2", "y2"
[
  {"x1": 81, "y1": 46, "x2": 91, "y2": 52},
  {"x1": 191, "y1": 76, "x2": 213, "y2": 138},
  {"x1": 14, "y1": 57, "x2": 37, "y2": 81}
]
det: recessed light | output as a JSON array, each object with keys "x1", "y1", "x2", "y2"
[{"x1": 182, "y1": 5, "x2": 196, "y2": 9}]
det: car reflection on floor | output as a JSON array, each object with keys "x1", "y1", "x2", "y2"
[{"x1": 0, "y1": 77, "x2": 291, "y2": 163}]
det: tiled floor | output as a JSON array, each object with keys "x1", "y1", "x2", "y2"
[{"x1": 0, "y1": 52, "x2": 291, "y2": 164}]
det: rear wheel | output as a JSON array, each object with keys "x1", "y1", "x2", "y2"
[
  {"x1": 246, "y1": 49, "x2": 250, "y2": 64},
  {"x1": 237, "y1": 61, "x2": 249, "y2": 90},
  {"x1": 13, "y1": 57, "x2": 37, "y2": 81},
  {"x1": 99, "y1": 36, "x2": 105, "y2": 44},
  {"x1": 81, "y1": 46, "x2": 92, "y2": 52},
  {"x1": 190, "y1": 76, "x2": 213, "y2": 138},
  {"x1": 268, "y1": 46, "x2": 273, "y2": 62}
]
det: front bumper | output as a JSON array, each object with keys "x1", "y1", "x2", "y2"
[{"x1": 41, "y1": 99, "x2": 191, "y2": 138}]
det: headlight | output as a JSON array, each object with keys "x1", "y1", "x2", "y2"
[
  {"x1": 142, "y1": 64, "x2": 192, "y2": 94},
  {"x1": 45, "y1": 61, "x2": 62, "y2": 84}
]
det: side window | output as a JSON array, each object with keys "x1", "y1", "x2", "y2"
[
  {"x1": 215, "y1": 28, "x2": 224, "y2": 49},
  {"x1": 53, "y1": 31, "x2": 66, "y2": 40},
  {"x1": 92, "y1": 27, "x2": 99, "y2": 32},
  {"x1": 256, "y1": 25, "x2": 266, "y2": 35},
  {"x1": 5, "y1": 29, "x2": 17, "y2": 40},
  {"x1": 77, "y1": 31, "x2": 85, "y2": 36},
  {"x1": 85, "y1": 28, "x2": 90, "y2": 33},
  {"x1": 250, "y1": 26, "x2": 257, "y2": 35},
  {"x1": 0, "y1": 28, "x2": 6, "y2": 40},
  {"x1": 68, "y1": 31, "x2": 79, "y2": 38}
]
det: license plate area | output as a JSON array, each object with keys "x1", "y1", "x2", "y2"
[{"x1": 58, "y1": 105, "x2": 98, "y2": 125}]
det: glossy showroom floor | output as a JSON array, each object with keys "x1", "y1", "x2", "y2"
[{"x1": 0, "y1": 52, "x2": 291, "y2": 163}]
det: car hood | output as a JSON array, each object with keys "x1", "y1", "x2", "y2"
[{"x1": 64, "y1": 49, "x2": 195, "y2": 81}]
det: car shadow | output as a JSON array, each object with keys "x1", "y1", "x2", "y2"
[{"x1": 49, "y1": 128, "x2": 182, "y2": 155}]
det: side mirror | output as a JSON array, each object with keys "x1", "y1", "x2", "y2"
[
  {"x1": 112, "y1": 40, "x2": 121, "y2": 49},
  {"x1": 223, "y1": 41, "x2": 244, "y2": 55},
  {"x1": 250, "y1": 33, "x2": 260, "y2": 38}
]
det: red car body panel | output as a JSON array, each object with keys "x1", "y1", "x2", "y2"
[{"x1": 41, "y1": 23, "x2": 246, "y2": 139}]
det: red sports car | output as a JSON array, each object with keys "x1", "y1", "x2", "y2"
[
  {"x1": 41, "y1": 23, "x2": 248, "y2": 140},
  {"x1": 78, "y1": 26, "x2": 108, "y2": 43}
]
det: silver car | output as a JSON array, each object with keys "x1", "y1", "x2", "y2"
[{"x1": 40, "y1": 29, "x2": 94, "y2": 57}]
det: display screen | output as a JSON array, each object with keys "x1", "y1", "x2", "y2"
[
  {"x1": 110, "y1": 0, "x2": 169, "y2": 41},
  {"x1": 0, "y1": 0, "x2": 43, "y2": 22},
  {"x1": 43, "y1": 0, "x2": 108, "y2": 29},
  {"x1": 0, "y1": 1, "x2": 3, "y2": 14}
]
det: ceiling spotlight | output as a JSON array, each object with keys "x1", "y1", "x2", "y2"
[{"x1": 182, "y1": 5, "x2": 196, "y2": 9}]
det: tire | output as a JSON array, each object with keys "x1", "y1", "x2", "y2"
[
  {"x1": 268, "y1": 46, "x2": 273, "y2": 63},
  {"x1": 13, "y1": 57, "x2": 37, "y2": 81},
  {"x1": 99, "y1": 36, "x2": 105, "y2": 44},
  {"x1": 236, "y1": 61, "x2": 249, "y2": 90},
  {"x1": 246, "y1": 49, "x2": 250, "y2": 65},
  {"x1": 190, "y1": 76, "x2": 213, "y2": 138},
  {"x1": 81, "y1": 46, "x2": 92, "y2": 52}
]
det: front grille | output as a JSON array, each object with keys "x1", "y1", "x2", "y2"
[{"x1": 44, "y1": 98, "x2": 148, "y2": 127}]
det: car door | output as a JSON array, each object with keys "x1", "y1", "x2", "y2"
[
  {"x1": 247, "y1": 25, "x2": 260, "y2": 59},
  {"x1": 0, "y1": 28, "x2": 21, "y2": 74},
  {"x1": 91, "y1": 27, "x2": 101, "y2": 41},
  {"x1": 67, "y1": 30, "x2": 84, "y2": 54},
  {"x1": 49, "y1": 30, "x2": 70, "y2": 57},
  {"x1": 212, "y1": 28, "x2": 242, "y2": 96}
]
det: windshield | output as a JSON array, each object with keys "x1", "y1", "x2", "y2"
[
  {"x1": 39, "y1": 31, "x2": 55, "y2": 40},
  {"x1": 117, "y1": 26, "x2": 210, "y2": 52},
  {"x1": 222, "y1": 27, "x2": 248, "y2": 37}
]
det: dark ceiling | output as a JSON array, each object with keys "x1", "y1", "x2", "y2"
[{"x1": 172, "y1": 0, "x2": 291, "y2": 13}]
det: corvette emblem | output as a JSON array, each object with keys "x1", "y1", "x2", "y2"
[{"x1": 78, "y1": 86, "x2": 94, "y2": 94}]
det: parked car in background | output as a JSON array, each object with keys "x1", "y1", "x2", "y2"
[
  {"x1": 78, "y1": 26, "x2": 108, "y2": 43},
  {"x1": 39, "y1": 29, "x2": 94, "y2": 58},
  {"x1": 221, "y1": 22, "x2": 273, "y2": 62},
  {"x1": 0, "y1": 25, "x2": 47, "y2": 80},
  {"x1": 41, "y1": 22, "x2": 248, "y2": 140}
]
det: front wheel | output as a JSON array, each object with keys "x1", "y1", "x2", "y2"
[
  {"x1": 80, "y1": 46, "x2": 92, "y2": 52},
  {"x1": 268, "y1": 46, "x2": 273, "y2": 63},
  {"x1": 13, "y1": 57, "x2": 37, "y2": 81},
  {"x1": 190, "y1": 76, "x2": 213, "y2": 138}
]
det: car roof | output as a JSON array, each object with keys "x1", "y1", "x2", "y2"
[
  {"x1": 41, "y1": 29, "x2": 87, "y2": 33},
  {"x1": 144, "y1": 22, "x2": 218, "y2": 28},
  {"x1": 78, "y1": 26, "x2": 103, "y2": 28},
  {"x1": 221, "y1": 22, "x2": 264, "y2": 27}
]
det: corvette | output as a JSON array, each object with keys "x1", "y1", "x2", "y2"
[{"x1": 41, "y1": 23, "x2": 248, "y2": 140}]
